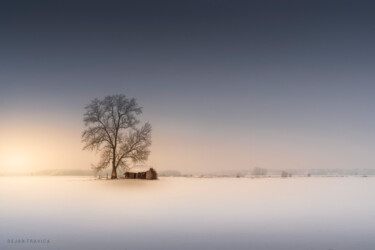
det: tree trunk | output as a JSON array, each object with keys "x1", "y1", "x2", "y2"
[
  {"x1": 111, "y1": 167, "x2": 117, "y2": 179},
  {"x1": 111, "y1": 153, "x2": 117, "y2": 179},
  {"x1": 111, "y1": 152, "x2": 117, "y2": 179}
]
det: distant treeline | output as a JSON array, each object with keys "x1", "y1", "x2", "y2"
[{"x1": 159, "y1": 168, "x2": 375, "y2": 178}]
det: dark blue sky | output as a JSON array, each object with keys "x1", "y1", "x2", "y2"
[{"x1": 1, "y1": 0, "x2": 375, "y2": 172}]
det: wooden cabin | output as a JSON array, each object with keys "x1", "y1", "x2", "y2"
[{"x1": 124, "y1": 167, "x2": 158, "y2": 180}]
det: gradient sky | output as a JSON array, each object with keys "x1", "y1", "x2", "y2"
[{"x1": 1, "y1": 0, "x2": 375, "y2": 173}]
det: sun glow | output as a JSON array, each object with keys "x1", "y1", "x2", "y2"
[
  {"x1": 0, "y1": 121, "x2": 94, "y2": 175},
  {"x1": 0, "y1": 152, "x2": 32, "y2": 170}
]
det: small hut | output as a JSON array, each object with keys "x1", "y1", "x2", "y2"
[{"x1": 124, "y1": 166, "x2": 158, "y2": 180}]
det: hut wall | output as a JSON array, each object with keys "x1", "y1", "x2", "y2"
[
  {"x1": 146, "y1": 171, "x2": 152, "y2": 180},
  {"x1": 146, "y1": 169, "x2": 157, "y2": 180}
]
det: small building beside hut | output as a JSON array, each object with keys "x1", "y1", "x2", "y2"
[{"x1": 124, "y1": 166, "x2": 158, "y2": 180}]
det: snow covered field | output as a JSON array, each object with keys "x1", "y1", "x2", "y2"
[{"x1": 1, "y1": 176, "x2": 374, "y2": 250}]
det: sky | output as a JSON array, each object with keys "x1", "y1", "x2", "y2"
[{"x1": 1, "y1": 0, "x2": 375, "y2": 174}]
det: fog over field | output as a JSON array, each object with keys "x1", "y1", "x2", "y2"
[{"x1": 1, "y1": 176, "x2": 374, "y2": 250}]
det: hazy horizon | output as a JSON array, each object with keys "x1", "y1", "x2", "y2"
[{"x1": 1, "y1": 0, "x2": 375, "y2": 174}]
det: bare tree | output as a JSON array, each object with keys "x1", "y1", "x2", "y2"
[{"x1": 82, "y1": 94, "x2": 151, "y2": 179}]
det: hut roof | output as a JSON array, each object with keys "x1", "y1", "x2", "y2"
[{"x1": 125, "y1": 166, "x2": 151, "y2": 173}]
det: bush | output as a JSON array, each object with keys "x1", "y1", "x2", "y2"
[{"x1": 252, "y1": 167, "x2": 268, "y2": 176}]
